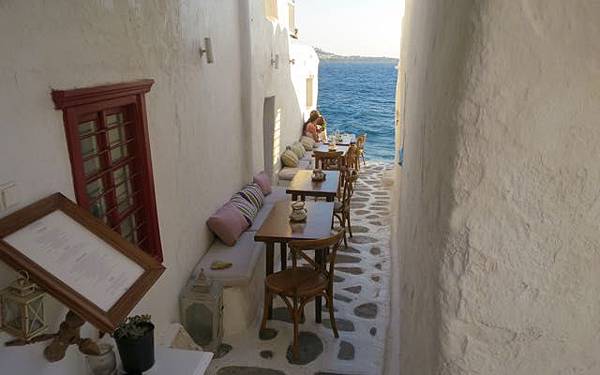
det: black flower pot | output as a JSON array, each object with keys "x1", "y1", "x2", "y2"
[{"x1": 115, "y1": 323, "x2": 155, "y2": 374}]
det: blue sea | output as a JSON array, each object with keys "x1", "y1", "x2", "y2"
[{"x1": 317, "y1": 62, "x2": 398, "y2": 161}]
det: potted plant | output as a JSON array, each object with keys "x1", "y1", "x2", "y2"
[{"x1": 113, "y1": 314, "x2": 155, "y2": 374}]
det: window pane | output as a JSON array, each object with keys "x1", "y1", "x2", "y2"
[
  {"x1": 110, "y1": 144, "x2": 128, "y2": 163},
  {"x1": 86, "y1": 178, "x2": 104, "y2": 200},
  {"x1": 80, "y1": 135, "x2": 99, "y2": 159},
  {"x1": 108, "y1": 126, "x2": 125, "y2": 146},
  {"x1": 78, "y1": 120, "x2": 97, "y2": 137},
  {"x1": 83, "y1": 156, "x2": 101, "y2": 176},
  {"x1": 120, "y1": 215, "x2": 137, "y2": 242},
  {"x1": 27, "y1": 300, "x2": 44, "y2": 332},
  {"x1": 2, "y1": 302, "x2": 21, "y2": 330},
  {"x1": 116, "y1": 180, "x2": 134, "y2": 213},
  {"x1": 106, "y1": 112, "x2": 124, "y2": 126},
  {"x1": 89, "y1": 196, "x2": 108, "y2": 222},
  {"x1": 113, "y1": 165, "x2": 131, "y2": 185}
]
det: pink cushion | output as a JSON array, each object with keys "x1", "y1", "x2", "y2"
[
  {"x1": 253, "y1": 171, "x2": 272, "y2": 195},
  {"x1": 207, "y1": 203, "x2": 250, "y2": 246}
]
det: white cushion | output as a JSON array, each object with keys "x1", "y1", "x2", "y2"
[
  {"x1": 281, "y1": 149, "x2": 299, "y2": 167},
  {"x1": 301, "y1": 152, "x2": 313, "y2": 162},
  {"x1": 248, "y1": 203, "x2": 274, "y2": 231},
  {"x1": 298, "y1": 159, "x2": 313, "y2": 169},
  {"x1": 193, "y1": 232, "x2": 264, "y2": 287},
  {"x1": 264, "y1": 186, "x2": 289, "y2": 204},
  {"x1": 278, "y1": 167, "x2": 299, "y2": 181}
]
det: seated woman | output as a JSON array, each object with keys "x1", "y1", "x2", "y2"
[
  {"x1": 315, "y1": 116, "x2": 326, "y2": 141},
  {"x1": 303, "y1": 110, "x2": 320, "y2": 142}
]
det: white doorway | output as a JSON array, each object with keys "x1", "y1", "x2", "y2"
[{"x1": 263, "y1": 96, "x2": 276, "y2": 177}]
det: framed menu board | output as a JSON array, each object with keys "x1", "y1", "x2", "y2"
[{"x1": 0, "y1": 193, "x2": 165, "y2": 333}]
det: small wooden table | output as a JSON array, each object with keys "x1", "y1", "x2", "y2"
[
  {"x1": 314, "y1": 144, "x2": 350, "y2": 154},
  {"x1": 254, "y1": 201, "x2": 335, "y2": 323},
  {"x1": 286, "y1": 170, "x2": 340, "y2": 202}
]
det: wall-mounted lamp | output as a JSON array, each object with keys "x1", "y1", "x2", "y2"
[
  {"x1": 289, "y1": 58, "x2": 296, "y2": 65},
  {"x1": 271, "y1": 54, "x2": 280, "y2": 69},
  {"x1": 199, "y1": 37, "x2": 214, "y2": 64}
]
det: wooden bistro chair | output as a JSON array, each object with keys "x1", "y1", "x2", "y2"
[
  {"x1": 344, "y1": 144, "x2": 360, "y2": 173},
  {"x1": 356, "y1": 134, "x2": 367, "y2": 167},
  {"x1": 313, "y1": 150, "x2": 343, "y2": 171},
  {"x1": 260, "y1": 229, "x2": 345, "y2": 360},
  {"x1": 334, "y1": 170, "x2": 358, "y2": 247}
]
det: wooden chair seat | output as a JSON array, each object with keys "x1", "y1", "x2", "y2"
[
  {"x1": 266, "y1": 267, "x2": 328, "y2": 297},
  {"x1": 260, "y1": 230, "x2": 345, "y2": 360}
]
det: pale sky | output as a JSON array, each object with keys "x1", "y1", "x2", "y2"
[{"x1": 296, "y1": 0, "x2": 404, "y2": 58}]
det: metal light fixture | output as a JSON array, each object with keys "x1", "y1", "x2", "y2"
[
  {"x1": 271, "y1": 53, "x2": 280, "y2": 69},
  {"x1": 0, "y1": 271, "x2": 48, "y2": 341},
  {"x1": 199, "y1": 37, "x2": 214, "y2": 64}
]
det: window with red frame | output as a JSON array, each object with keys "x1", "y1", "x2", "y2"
[{"x1": 52, "y1": 80, "x2": 163, "y2": 261}]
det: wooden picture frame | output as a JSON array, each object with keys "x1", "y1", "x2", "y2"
[{"x1": 0, "y1": 193, "x2": 165, "y2": 333}]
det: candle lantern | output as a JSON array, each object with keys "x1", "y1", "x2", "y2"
[
  {"x1": 180, "y1": 269, "x2": 223, "y2": 352},
  {"x1": 1, "y1": 272, "x2": 48, "y2": 341}
]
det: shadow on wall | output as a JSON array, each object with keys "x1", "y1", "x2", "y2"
[{"x1": 392, "y1": 0, "x2": 477, "y2": 373}]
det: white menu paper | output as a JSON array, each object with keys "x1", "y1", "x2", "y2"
[{"x1": 4, "y1": 211, "x2": 144, "y2": 311}]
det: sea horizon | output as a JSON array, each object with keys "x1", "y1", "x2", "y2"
[{"x1": 317, "y1": 60, "x2": 398, "y2": 161}]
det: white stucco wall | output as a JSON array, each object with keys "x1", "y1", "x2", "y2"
[
  {"x1": 394, "y1": 0, "x2": 474, "y2": 372},
  {"x1": 244, "y1": 0, "x2": 319, "y2": 177},
  {"x1": 0, "y1": 0, "x2": 316, "y2": 345},
  {"x1": 395, "y1": 0, "x2": 600, "y2": 373}
]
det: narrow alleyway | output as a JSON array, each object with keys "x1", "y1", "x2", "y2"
[{"x1": 209, "y1": 162, "x2": 395, "y2": 375}]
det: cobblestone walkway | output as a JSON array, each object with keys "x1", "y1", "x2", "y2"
[{"x1": 208, "y1": 162, "x2": 395, "y2": 375}]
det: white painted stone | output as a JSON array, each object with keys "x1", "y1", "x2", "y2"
[
  {"x1": 393, "y1": 0, "x2": 600, "y2": 373},
  {"x1": 0, "y1": 0, "x2": 317, "y2": 347}
]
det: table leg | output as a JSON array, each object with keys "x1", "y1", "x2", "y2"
[
  {"x1": 315, "y1": 249, "x2": 323, "y2": 323},
  {"x1": 292, "y1": 193, "x2": 298, "y2": 201},
  {"x1": 280, "y1": 242, "x2": 287, "y2": 270},
  {"x1": 266, "y1": 242, "x2": 274, "y2": 319},
  {"x1": 326, "y1": 195, "x2": 334, "y2": 202},
  {"x1": 301, "y1": 194, "x2": 306, "y2": 202}
]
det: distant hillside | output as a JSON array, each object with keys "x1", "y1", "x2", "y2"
[{"x1": 315, "y1": 48, "x2": 398, "y2": 64}]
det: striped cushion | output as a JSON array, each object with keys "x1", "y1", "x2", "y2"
[
  {"x1": 229, "y1": 193, "x2": 258, "y2": 224},
  {"x1": 290, "y1": 142, "x2": 305, "y2": 158},
  {"x1": 300, "y1": 136, "x2": 315, "y2": 151},
  {"x1": 239, "y1": 183, "x2": 264, "y2": 211},
  {"x1": 281, "y1": 148, "x2": 299, "y2": 167}
]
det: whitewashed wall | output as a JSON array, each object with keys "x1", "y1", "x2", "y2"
[
  {"x1": 395, "y1": 0, "x2": 600, "y2": 373},
  {"x1": 244, "y1": 0, "x2": 319, "y2": 177},
  {"x1": 0, "y1": 0, "x2": 316, "y2": 345}
]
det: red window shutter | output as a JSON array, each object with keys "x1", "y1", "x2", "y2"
[{"x1": 52, "y1": 80, "x2": 163, "y2": 261}]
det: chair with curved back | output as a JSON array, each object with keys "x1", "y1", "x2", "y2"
[
  {"x1": 334, "y1": 170, "x2": 358, "y2": 247},
  {"x1": 259, "y1": 229, "x2": 345, "y2": 360},
  {"x1": 313, "y1": 150, "x2": 343, "y2": 171},
  {"x1": 343, "y1": 144, "x2": 360, "y2": 173},
  {"x1": 356, "y1": 134, "x2": 367, "y2": 167}
]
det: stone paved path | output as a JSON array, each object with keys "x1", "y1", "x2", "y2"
[{"x1": 208, "y1": 162, "x2": 395, "y2": 375}]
